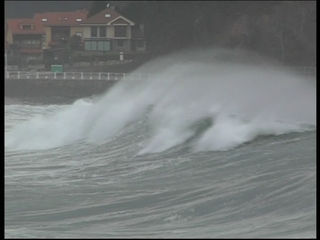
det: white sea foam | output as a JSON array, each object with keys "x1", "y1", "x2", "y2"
[{"x1": 5, "y1": 48, "x2": 316, "y2": 151}]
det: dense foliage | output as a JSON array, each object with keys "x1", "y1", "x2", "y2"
[{"x1": 111, "y1": 1, "x2": 316, "y2": 65}]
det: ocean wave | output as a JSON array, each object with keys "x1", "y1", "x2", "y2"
[{"x1": 5, "y1": 49, "x2": 316, "y2": 152}]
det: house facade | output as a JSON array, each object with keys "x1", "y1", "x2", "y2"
[
  {"x1": 6, "y1": 18, "x2": 45, "y2": 61},
  {"x1": 81, "y1": 8, "x2": 146, "y2": 53},
  {"x1": 5, "y1": 7, "x2": 146, "y2": 67},
  {"x1": 33, "y1": 10, "x2": 88, "y2": 50}
]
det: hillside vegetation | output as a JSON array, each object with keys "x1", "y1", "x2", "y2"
[{"x1": 111, "y1": 1, "x2": 316, "y2": 65}]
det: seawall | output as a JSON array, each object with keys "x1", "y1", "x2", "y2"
[{"x1": 5, "y1": 78, "x2": 117, "y2": 99}]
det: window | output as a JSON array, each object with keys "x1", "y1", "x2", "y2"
[
  {"x1": 98, "y1": 41, "x2": 104, "y2": 51},
  {"x1": 85, "y1": 41, "x2": 91, "y2": 51},
  {"x1": 84, "y1": 41, "x2": 110, "y2": 51},
  {"x1": 117, "y1": 40, "x2": 124, "y2": 47},
  {"x1": 105, "y1": 14, "x2": 111, "y2": 18},
  {"x1": 91, "y1": 27, "x2": 97, "y2": 37},
  {"x1": 91, "y1": 41, "x2": 97, "y2": 51},
  {"x1": 42, "y1": 18, "x2": 47, "y2": 22},
  {"x1": 76, "y1": 18, "x2": 82, "y2": 22},
  {"x1": 103, "y1": 41, "x2": 110, "y2": 51},
  {"x1": 25, "y1": 39, "x2": 37, "y2": 44},
  {"x1": 114, "y1": 26, "x2": 127, "y2": 37},
  {"x1": 99, "y1": 27, "x2": 106, "y2": 37},
  {"x1": 85, "y1": 41, "x2": 98, "y2": 51}
]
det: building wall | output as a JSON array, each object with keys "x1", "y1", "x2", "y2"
[
  {"x1": 82, "y1": 24, "x2": 141, "y2": 52},
  {"x1": 70, "y1": 26, "x2": 84, "y2": 38},
  {"x1": 6, "y1": 27, "x2": 13, "y2": 44},
  {"x1": 43, "y1": 26, "x2": 51, "y2": 49},
  {"x1": 127, "y1": 26, "x2": 131, "y2": 39},
  {"x1": 23, "y1": 53, "x2": 43, "y2": 61},
  {"x1": 83, "y1": 26, "x2": 91, "y2": 39},
  {"x1": 107, "y1": 26, "x2": 113, "y2": 38},
  {"x1": 130, "y1": 39, "x2": 146, "y2": 52},
  {"x1": 136, "y1": 41, "x2": 146, "y2": 52},
  {"x1": 111, "y1": 39, "x2": 131, "y2": 52}
]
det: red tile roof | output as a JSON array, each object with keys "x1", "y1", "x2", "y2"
[
  {"x1": 6, "y1": 18, "x2": 45, "y2": 34},
  {"x1": 81, "y1": 8, "x2": 134, "y2": 25},
  {"x1": 33, "y1": 10, "x2": 88, "y2": 26}
]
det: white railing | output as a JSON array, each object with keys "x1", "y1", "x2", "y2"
[
  {"x1": 4, "y1": 66, "x2": 316, "y2": 81},
  {"x1": 4, "y1": 71, "x2": 153, "y2": 81}
]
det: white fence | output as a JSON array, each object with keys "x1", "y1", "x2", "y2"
[
  {"x1": 4, "y1": 66, "x2": 316, "y2": 81},
  {"x1": 5, "y1": 71, "x2": 152, "y2": 81}
]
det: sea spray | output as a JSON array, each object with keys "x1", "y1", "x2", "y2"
[{"x1": 5, "y1": 48, "x2": 316, "y2": 152}]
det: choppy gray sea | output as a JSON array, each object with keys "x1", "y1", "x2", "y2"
[{"x1": 5, "y1": 49, "x2": 316, "y2": 238}]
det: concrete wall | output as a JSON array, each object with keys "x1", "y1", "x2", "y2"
[
  {"x1": 83, "y1": 26, "x2": 90, "y2": 39},
  {"x1": 111, "y1": 39, "x2": 131, "y2": 52},
  {"x1": 108, "y1": 26, "x2": 114, "y2": 38},
  {"x1": 70, "y1": 26, "x2": 84, "y2": 37},
  {"x1": 6, "y1": 27, "x2": 13, "y2": 44},
  {"x1": 43, "y1": 26, "x2": 51, "y2": 49},
  {"x1": 5, "y1": 78, "x2": 117, "y2": 99}
]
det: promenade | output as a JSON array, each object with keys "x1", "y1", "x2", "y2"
[
  {"x1": 4, "y1": 66, "x2": 315, "y2": 99},
  {"x1": 5, "y1": 66, "x2": 316, "y2": 81}
]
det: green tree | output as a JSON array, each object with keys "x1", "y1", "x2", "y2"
[
  {"x1": 68, "y1": 34, "x2": 82, "y2": 52},
  {"x1": 112, "y1": 1, "x2": 315, "y2": 65}
]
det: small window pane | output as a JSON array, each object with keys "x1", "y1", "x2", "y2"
[
  {"x1": 104, "y1": 41, "x2": 110, "y2": 51},
  {"x1": 91, "y1": 41, "x2": 97, "y2": 51},
  {"x1": 114, "y1": 26, "x2": 127, "y2": 37},
  {"x1": 91, "y1": 27, "x2": 97, "y2": 37},
  {"x1": 99, "y1": 27, "x2": 106, "y2": 37},
  {"x1": 85, "y1": 41, "x2": 91, "y2": 50},
  {"x1": 98, "y1": 41, "x2": 104, "y2": 51}
]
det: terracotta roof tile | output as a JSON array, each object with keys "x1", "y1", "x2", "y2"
[
  {"x1": 7, "y1": 18, "x2": 45, "y2": 34},
  {"x1": 33, "y1": 11, "x2": 88, "y2": 26},
  {"x1": 82, "y1": 8, "x2": 134, "y2": 25}
]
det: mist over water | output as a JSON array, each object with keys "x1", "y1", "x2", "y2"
[
  {"x1": 5, "y1": 48, "x2": 316, "y2": 238},
  {"x1": 5, "y1": 48, "x2": 316, "y2": 152}
]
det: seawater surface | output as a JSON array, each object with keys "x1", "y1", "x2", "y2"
[{"x1": 5, "y1": 49, "x2": 316, "y2": 238}]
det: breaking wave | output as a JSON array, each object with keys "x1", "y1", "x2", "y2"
[{"x1": 5, "y1": 49, "x2": 316, "y2": 152}]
